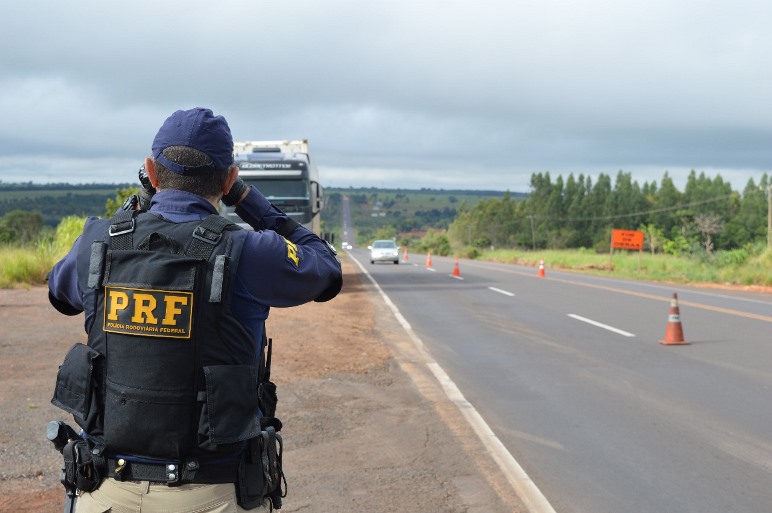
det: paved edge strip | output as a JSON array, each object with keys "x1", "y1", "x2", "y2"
[{"x1": 349, "y1": 254, "x2": 558, "y2": 513}]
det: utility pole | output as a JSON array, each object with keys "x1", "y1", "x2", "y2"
[{"x1": 528, "y1": 215, "x2": 536, "y2": 250}]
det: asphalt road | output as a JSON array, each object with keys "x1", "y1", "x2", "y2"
[{"x1": 348, "y1": 248, "x2": 772, "y2": 513}]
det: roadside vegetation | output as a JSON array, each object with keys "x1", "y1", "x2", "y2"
[
  {"x1": 472, "y1": 244, "x2": 771, "y2": 288},
  {"x1": 346, "y1": 171, "x2": 771, "y2": 289},
  {"x1": 2, "y1": 171, "x2": 770, "y2": 290},
  {"x1": 0, "y1": 186, "x2": 137, "y2": 288},
  {"x1": 0, "y1": 182, "x2": 125, "y2": 228},
  {"x1": 0, "y1": 214, "x2": 85, "y2": 288}
]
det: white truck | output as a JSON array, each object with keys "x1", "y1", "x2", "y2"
[{"x1": 222, "y1": 140, "x2": 324, "y2": 236}]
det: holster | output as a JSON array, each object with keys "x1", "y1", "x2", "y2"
[
  {"x1": 237, "y1": 420, "x2": 285, "y2": 510},
  {"x1": 61, "y1": 439, "x2": 104, "y2": 492}
]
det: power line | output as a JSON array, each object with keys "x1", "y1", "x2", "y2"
[{"x1": 528, "y1": 193, "x2": 736, "y2": 222}]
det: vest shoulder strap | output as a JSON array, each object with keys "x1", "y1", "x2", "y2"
[
  {"x1": 187, "y1": 215, "x2": 240, "y2": 304},
  {"x1": 97, "y1": 212, "x2": 238, "y2": 302},
  {"x1": 107, "y1": 210, "x2": 137, "y2": 250},
  {"x1": 186, "y1": 214, "x2": 237, "y2": 260}
]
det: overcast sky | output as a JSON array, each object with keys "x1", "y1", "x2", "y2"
[{"x1": 1, "y1": 0, "x2": 770, "y2": 193}]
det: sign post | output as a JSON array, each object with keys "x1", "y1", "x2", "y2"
[{"x1": 610, "y1": 229, "x2": 645, "y2": 272}]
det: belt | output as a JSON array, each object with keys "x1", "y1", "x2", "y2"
[{"x1": 107, "y1": 457, "x2": 199, "y2": 485}]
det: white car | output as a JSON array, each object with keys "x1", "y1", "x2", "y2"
[{"x1": 369, "y1": 240, "x2": 400, "y2": 264}]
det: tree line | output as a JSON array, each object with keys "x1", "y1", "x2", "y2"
[
  {"x1": 2, "y1": 174, "x2": 769, "y2": 258},
  {"x1": 447, "y1": 170, "x2": 770, "y2": 255},
  {"x1": 0, "y1": 183, "x2": 125, "y2": 228}
]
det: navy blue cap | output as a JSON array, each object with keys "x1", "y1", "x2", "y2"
[{"x1": 151, "y1": 108, "x2": 234, "y2": 175}]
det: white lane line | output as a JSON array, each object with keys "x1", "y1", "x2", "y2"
[
  {"x1": 426, "y1": 267, "x2": 437, "y2": 272},
  {"x1": 489, "y1": 287, "x2": 515, "y2": 297},
  {"x1": 568, "y1": 314, "x2": 635, "y2": 337},
  {"x1": 349, "y1": 253, "x2": 557, "y2": 513},
  {"x1": 450, "y1": 274, "x2": 464, "y2": 280}
]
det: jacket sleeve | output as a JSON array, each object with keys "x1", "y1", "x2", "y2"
[
  {"x1": 48, "y1": 235, "x2": 85, "y2": 316},
  {"x1": 233, "y1": 186, "x2": 342, "y2": 306}
]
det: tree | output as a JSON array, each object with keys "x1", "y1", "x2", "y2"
[
  {"x1": 609, "y1": 171, "x2": 646, "y2": 229},
  {"x1": 105, "y1": 187, "x2": 140, "y2": 217},
  {"x1": 372, "y1": 226, "x2": 397, "y2": 241},
  {"x1": 564, "y1": 173, "x2": 591, "y2": 247},
  {"x1": 416, "y1": 229, "x2": 451, "y2": 256},
  {"x1": 640, "y1": 223, "x2": 665, "y2": 255},
  {"x1": 526, "y1": 172, "x2": 554, "y2": 248},
  {"x1": 447, "y1": 202, "x2": 473, "y2": 248},
  {"x1": 0, "y1": 210, "x2": 44, "y2": 244},
  {"x1": 651, "y1": 172, "x2": 682, "y2": 235},
  {"x1": 735, "y1": 175, "x2": 769, "y2": 244},
  {"x1": 544, "y1": 176, "x2": 566, "y2": 247},
  {"x1": 693, "y1": 213, "x2": 724, "y2": 255},
  {"x1": 587, "y1": 173, "x2": 612, "y2": 248}
]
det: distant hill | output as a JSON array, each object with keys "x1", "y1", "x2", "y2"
[
  {"x1": 321, "y1": 187, "x2": 518, "y2": 244},
  {"x1": 0, "y1": 182, "x2": 132, "y2": 227}
]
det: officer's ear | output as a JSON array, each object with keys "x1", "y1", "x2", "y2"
[
  {"x1": 222, "y1": 165, "x2": 239, "y2": 195},
  {"x1": 144, "y1": 157, "x2": 160, "y2": 188}
]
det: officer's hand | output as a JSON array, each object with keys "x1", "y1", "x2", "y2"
[
  {"x1": 137, "y1": 164, "x2": 156, "y2": 210},
  {"x1": 222, "y1": 177, "x2": 249, "y2": 207}
]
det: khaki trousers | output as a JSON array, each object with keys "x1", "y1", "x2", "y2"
[{"x1": 75, "y1": 478, "x2": 270, "y2": 513}]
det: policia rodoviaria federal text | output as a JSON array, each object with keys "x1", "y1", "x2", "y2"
[{"x1": 46, "y1": 108, "x2": 342, "y2": 512}]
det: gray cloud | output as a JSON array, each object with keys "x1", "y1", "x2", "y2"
[{"x1": 1, "y1": 0, "x2": 770, "y2": 192}]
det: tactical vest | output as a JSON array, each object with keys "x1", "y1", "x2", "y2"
[{"x1": 52, "y1": 210, "x2": 265, "y2": 462}]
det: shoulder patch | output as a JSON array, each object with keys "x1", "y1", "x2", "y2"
[{"x1": 284, "y1": 237, "x2": 299, "y2": 268}]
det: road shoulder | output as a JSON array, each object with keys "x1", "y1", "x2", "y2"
[{"x1": 0, "y1": 257, "x2": 525, "y2": 512}]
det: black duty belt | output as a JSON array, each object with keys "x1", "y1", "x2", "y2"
[{"x1": 108, "y1": 457, "x2": 199, "y2": 485}]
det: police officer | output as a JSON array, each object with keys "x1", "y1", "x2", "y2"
[{"x1": 47, "y1": 107, "x2": 342, "y2": 512}]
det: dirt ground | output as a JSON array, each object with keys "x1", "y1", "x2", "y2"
[{"x1": 0, "y1": 256, "x2": 525, "y2": 513}]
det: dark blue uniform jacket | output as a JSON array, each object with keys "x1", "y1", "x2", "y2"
[
  {"x1": 48, "y1": 187, "x2": 342, "y2": 345},
  {"x1": 48, "y1": 187, "x2": 341, "y2": 472}
]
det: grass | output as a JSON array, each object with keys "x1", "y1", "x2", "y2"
[
  {"x1": 0, "y1": 216, "x2": 86, "y2": 288},
  {"x1": 476, "y1": 245, "x2": 772, "y2": 289},
  {"x1": 0, "y1": 247, "x2": 50, "y2": 288}
]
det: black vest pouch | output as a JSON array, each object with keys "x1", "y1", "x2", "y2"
[
  {"x1": 51, "y1": 343, "x2": 104, "y2": 438},
  {"x1": 198, "y1": 365, "x2": 261, "y2": 449},
  {"x1": 100, "y1": 249, "x2": 202, "y2": 460}
]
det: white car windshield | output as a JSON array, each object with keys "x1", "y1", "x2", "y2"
[{"x1": 372, "y1": 241, "x2": 396, "y2": 249}]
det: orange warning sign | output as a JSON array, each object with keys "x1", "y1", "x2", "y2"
[{"x1": 611, "y1": 229, "x2": 644, "y2": 250}]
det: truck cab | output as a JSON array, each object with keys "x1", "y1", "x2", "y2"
[{"x1": 222, "y1": 140, "x2": 324, "y2": 235}]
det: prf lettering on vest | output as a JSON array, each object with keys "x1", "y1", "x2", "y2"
[{"x1": 104, "y1": 286, "x2": 194, "y2": 339}]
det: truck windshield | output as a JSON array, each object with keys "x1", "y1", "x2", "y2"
[
  {"x1": 239, "y1": 178, "x2": 312, "y2": 224},
  {"x1": 246, "y1": 179, "x2": 309, "y2": 200}
]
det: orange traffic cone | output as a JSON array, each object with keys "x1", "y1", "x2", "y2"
[
  {"x1": 403, "y1": 247, "x2": 409, "y2": 261},
  {"x1": 426, "y1": 252, "x2": 433, "y2": 268},
  {"x1": 537, "y1": 259, "x2": 546, "y2": 278},
  {"x1": 452, "y1": 258, "x2": 461, "y2": 277},
  {"x1": 659, "y1": 293, "x2": 689, "y2": 345}
]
